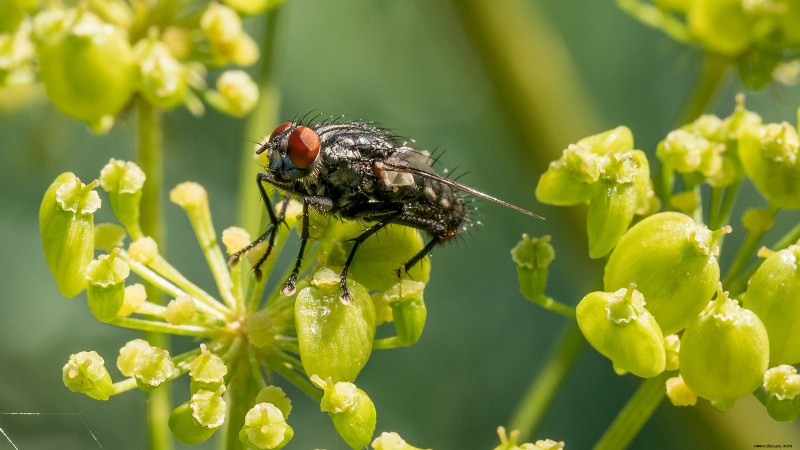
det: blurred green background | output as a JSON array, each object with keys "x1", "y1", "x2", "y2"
[{"x1": 3, "y1": 1, "x2": 800, "y2": 449}]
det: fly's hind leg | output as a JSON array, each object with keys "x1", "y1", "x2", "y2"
[
  {"x1": 395, "y1": 236, "x2": 441, "y2": 279},
  {"x1": 338, "y1": 212, "x2": 404, "y2": 304}
]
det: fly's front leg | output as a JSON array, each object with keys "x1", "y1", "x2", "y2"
[
  {"x1": 281, "y1": 195, "x2": 332, "y2": 296},
  {"x1": 228, "y1": 174, "x2": 290, "y2": 281}
]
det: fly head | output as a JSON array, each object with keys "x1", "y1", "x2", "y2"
[{"x1": 257, "y1": 121, "x2": 322, "y2": 184}]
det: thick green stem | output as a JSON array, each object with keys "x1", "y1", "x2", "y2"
[
  {"x1": 595, "y1": 371, "x2": 672, "y2": 450},
  {"x1": 223, "y1": 349, "x2": 260, "y2": 450},
  {"x1": 136, "y1": 98, "x2": 172, "y2": 450},
  {"x1": 508, "y1": 323, "x2": 584, "y2": 441}
]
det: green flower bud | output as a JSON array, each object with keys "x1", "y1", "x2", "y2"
[
  {"x1": 117, "y1": 283, "x2": 146, "y2": 316},
  {"x1": 134, "y1": 38, "x2": 188, "y2": 110},
  {"x1": 63, "y1": 351, "x2": 114, "y2": 400},
  {"x1": 188, "y1": 343, "x2": 228, "y2": 392},
  {"x1": 247, "y1": 309, "x2": 276, "y2": 349},
  {"x1": 741, "y1": 208, "x2": 775, "y2": 233},
  {"x1": 312, "y1": 375, "x2": 377, "y2": 450},
  {"x1": 721, "y1": 94, "x2": 763, "y2": 139},
  {"x1": 169, "y1": 401, "x2": 219, "y2": 445},
  {"x1": 656, "y1": 129, "x2": 723, "y2": 177},
  {"x1": 239, "y1": 402, "x2": 294, "y2": 449},
  {"x1": 587, "y1": 177, "x2": 637, "y2": 259},
  {"x1": 349, "y1": 225, "x2": 430, "y2": 291},
  {"x1": 511, "y1": 234, "x2": 554, "y2": 301},
  {"x1": 374, "y1": 280, "x2": 427, "y2": 348},
  {"x1": 665, "y1": 375, "x2": 698, "y2": 407},
  {"x1": 604, "y1": 212, "x2": 728, "y2": 334},
  {"x1": 255, "y1": 386, "x2": 292, "y2": 419},
  {"x1": 576, "y1": 285, "x2": 666, "y2": 378},
  {"x1": 165, "y1": 294, "x2": 197, "y2": 325},
  {"x1": 200, "y1": 2, "x2": 243, "y2": 59},
  {"x1": 535, "y1": 127, "x2": 634, "y2": 206},
  {"x1": 743, "y1": 245, "x2": 800, "y2": 364},
  {"x1": 764, "y1": 365, "x2": 800, "y2": 400},
  {"x1": 100, "y1": 159, "x2": 145, "y2": 233},
  {"x1": 117, "y1": 339, "x2": 150, "y2": 377},
  {"x1": 205, "y1": 70, "x2": 259, "y2": 116},
  {"x1": 680, "y1": 289, "x2": 769, "y2": 405},
  {"x1": 296, "y1": 268, "x2": 376, "y2": 382},
  {"x1": 40, "y1": 172, "x2": 100, "y2": 298},
  {"x1": 372, "y1": 431, "x2": 429, "y2": 450},
  {"x1": 222, "y1": 226, "x2": 251, "y2": 256},
  {"x1": 688, "y1": 0, "x2": 754, "y2": 56},
  {"x1": 191, "y1": 387, "x2": 227, "y2": 428},
  {"x1": 739, "y1": 121, "x2": 800, "y2": 209},
  {"x1": 117, "y1": 339, "x2": 175, "y2": 390},
  {"x1": 86, "y1": 249, "x2": 129, "y2": 322},
  {"x1": 34, "y1": 9, "x2": 135, "y2": 132},
  {"x1": 128, "y1": 236, "x2": 158, "y2": 264},
  {"x1": 94, "y1": 222, "x2": 126, "y2": 251}
]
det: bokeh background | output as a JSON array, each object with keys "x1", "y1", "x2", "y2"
[{"x1": 3, "y1": 1, "x2": 800, "y2": 449}]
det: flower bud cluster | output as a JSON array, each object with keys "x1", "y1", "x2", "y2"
[
  {"x1": 626, "y1": 0, "x2": 800, "y2": 89},
  {"x1": 536, "y1": 126, "x2": 655, "y2": 258},
  {"x1": 534, "y1": 101, "x2": 800, "y2": 416},
  {"x1": 43, "y1": 159, "x2": 432, "y2": 446},
  {"x1": 4, "y1": 1, "x2": 265, "y2": 132}
]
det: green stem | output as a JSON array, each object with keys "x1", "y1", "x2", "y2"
[
  {"x1": 224, "y1": 348, "x2": 259, "y2": 450},
  {"x1": 269, "y1": 353, "x2": 322, "y2": 402},
  {"x1": 534, "y1": 296, "x2": 576, "y2": 319},
  {"x1": 721, "y1": 206, "x2": 777, "y2": 289},
  {"x1": 771, "y1": 220, "x2": 800, "y2": 251},
  {"x1": 707, "y1": 186, "x2": 722, "y2": 228},
  {"x1": 710, "y1": 179, "x2": 742, "y2": 231},
  {"x1": 508, "y1": 322, "x2": 584, "y2": 441},
  {"x1": 136, "y1": 98, "x2": 172, "y2": 450},
  {"x1": 110, "y1": 316, "x2": 219, "y2": 337},
  {"x1": 594, "y1": 371, "x2": 673, "y2": 450}
]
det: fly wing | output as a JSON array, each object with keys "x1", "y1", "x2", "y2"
[{"x1": 375, "y1": 159, "x2": 544, "y2": 219}]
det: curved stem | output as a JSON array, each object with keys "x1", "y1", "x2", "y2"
[
  {"x1": 508, "y1": 322, "x2": 584, "y2": 441},
  {"x1": 595, "y1": 371, "x2": 673, "y2": 450},
  {"x1": 136, "y1": 99, "x2": 171, "y2": 450}
]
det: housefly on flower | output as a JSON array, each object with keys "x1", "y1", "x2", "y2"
[{"x1": 229, "y1": 117, "x2": 543, "y2": 303}]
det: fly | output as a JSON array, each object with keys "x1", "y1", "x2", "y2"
[{"x1": 229, "y1": 118, "x2": 543, "y2": 303}]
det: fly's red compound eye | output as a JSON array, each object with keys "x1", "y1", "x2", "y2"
[
  {"x1": 287, "y1": 126, "x2": 321, "y2": 169},
  {"x1": 269, "y1": 121, "x2": 294, "y2": 141}
]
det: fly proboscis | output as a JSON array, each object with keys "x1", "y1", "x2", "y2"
[{"x1": 229, "y1": 118, "x2": 543, "y2": 303}]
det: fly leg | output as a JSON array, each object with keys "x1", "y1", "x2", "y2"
[
  {"x1": 281, "y1": 195, "x2": 332, "y2": 296},
  {"x1": 339, "y1": 212, "x2": 403, "y2": 304},
  {"x1": 395, "y1": 236, "x2": 441, "y2": 278},
  {"x1": 228, "y1": 174, "x2": 290, "y2": 281}
]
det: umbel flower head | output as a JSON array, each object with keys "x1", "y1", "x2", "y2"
[
  {"x1": 40, "y1": 159, "x2": 432, "y2": 448},
  {"x1": 3, "y1": 1, "x2": 266, "y2": 133}
]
